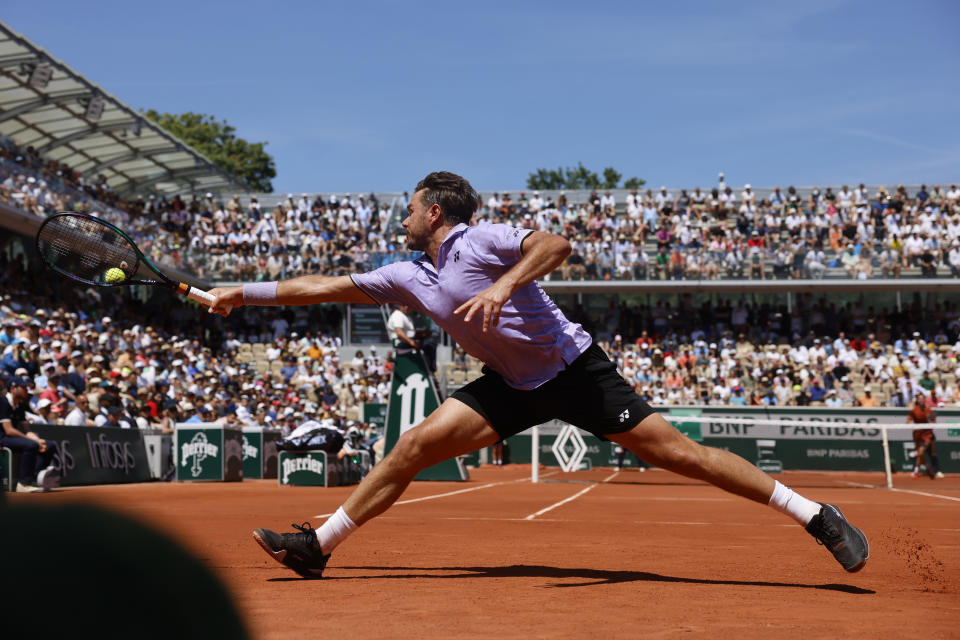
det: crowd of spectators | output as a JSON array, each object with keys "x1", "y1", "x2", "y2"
[
  {"x1": 0, "y1": 137, "x2": 414, "y2": 282},
  {"x1": 553, "y1": 292, "x2": 960, "y2": 408},
  {"x1": 477, "y1": 177, "x2": 960, "y2": 281},
  {"x1": 5, "y1": 226, "x2": 960, "y2": 445},
  {"x1": 3, "y1": 137, "x2": 959, "y2": 283},
  {"x1": 3, "y1": 137, "x2": 960, "y2": 429},
  {"x1": 0, "y1": 251, "x2": 388, "y2": 438}
]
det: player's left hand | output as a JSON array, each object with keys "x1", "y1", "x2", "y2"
[{"x1": 453, "y1": 281, "x2": 513, "y2": 332}]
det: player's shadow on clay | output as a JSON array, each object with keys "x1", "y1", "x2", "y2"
[{"x1": 273, "y1": 564, "x2": 874, "y2": 594}]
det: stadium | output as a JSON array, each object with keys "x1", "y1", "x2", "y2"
[{"x1": 1, "y1": 8, "x2": 959, "y2": 640}]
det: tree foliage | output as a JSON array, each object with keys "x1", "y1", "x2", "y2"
[
  {"x1": 143, "y1": 110, "x2": 276, "y2": 192},
  {"x1": 526, "y1": 162, "x2": 645, "y2": 191}
]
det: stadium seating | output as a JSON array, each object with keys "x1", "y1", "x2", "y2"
[
  {"x1": 3, "y1": 133, "x2": 960, "y2": 425},
  {"x1": 3, "y1": 135, "x2": 958, "y2": 283}
]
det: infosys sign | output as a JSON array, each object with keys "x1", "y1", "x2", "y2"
[{"x1": 30, "y1": 424, "x2": 151, "y2": 486}]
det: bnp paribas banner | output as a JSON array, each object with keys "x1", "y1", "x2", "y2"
[{"x1": 384, "y1": 351, "x2": 468, "y2": 481}]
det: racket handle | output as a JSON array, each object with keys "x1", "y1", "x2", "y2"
[
  {"x1": 177, "y1": 283, "x2": 214, "y2": 306},
  {"x1": 177, "y1": 282, "x2": 232, "y2": 313},
  {"x1": 186, "y1": 287, "x2": 215, "y2": 306}
]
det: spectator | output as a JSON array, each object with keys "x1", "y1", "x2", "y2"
[
  {"x1": 857, "y1": 385, "x2": 879, "y2": 407},
  {"x1": 0, "y1": 376, "x2": 59, "y2": 491},
  {"x1": 64, "y1": 393, "x2": 95, "y2": 426}
]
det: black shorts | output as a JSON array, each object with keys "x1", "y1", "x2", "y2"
[{"x1": 451, "y1": 342, "x2": 655, "y2": 440}]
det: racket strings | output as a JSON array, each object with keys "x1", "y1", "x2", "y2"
[{"x1": 37, "y1": 215, "x2": 140, "y2": 285}]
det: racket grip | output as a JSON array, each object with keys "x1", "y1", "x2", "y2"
[
  {"x1": 181, "y1": 284, "x2": 215, "y2": 306},
  {"x1": 187, "y1": 287, "x2": 214, "y2": 307},
  {"x1": 177, "y1": 282, "x2": 232, "y2": 313}
]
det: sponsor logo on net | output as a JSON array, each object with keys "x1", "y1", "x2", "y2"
[
  {"x1": 282, "y1": 455, "x2": 325, "y2": 483},
  {"x1": 181, "y1": 432, "x2": 219, "y2": 478}
]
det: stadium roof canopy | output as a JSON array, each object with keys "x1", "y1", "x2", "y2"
[{"x1": 0, "y1": 22, "x2": 248, "y2": 197}]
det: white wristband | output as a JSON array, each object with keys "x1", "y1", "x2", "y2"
[{"x1": 242, "y1": 281, "x2": 279, "y2": 305}]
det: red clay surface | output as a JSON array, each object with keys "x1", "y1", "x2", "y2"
[{"x1": 11, "y1": 467, "x2": 960, "y2": 639}]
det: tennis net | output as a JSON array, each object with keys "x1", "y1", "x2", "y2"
[{"x1": 526, "y1": 415, "x2": 960, "y2": 490}]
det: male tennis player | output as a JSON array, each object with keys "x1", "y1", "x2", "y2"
[{"x1": 208, "y1": 171, "x2": 868, "y2": 578}]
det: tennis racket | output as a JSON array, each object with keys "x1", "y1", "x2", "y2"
[{"x1": 35, "y1": 212, "x2": 216, "y2": 307}]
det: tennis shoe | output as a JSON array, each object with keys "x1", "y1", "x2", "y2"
[
  {"x1": 935, "y1": 471, "x2": 945, "y2": 479},
  {"x1": 806, "y1": 503, "x2": 869, "y2": 573},
  {"x1": 252, "y1": 522, "x2": 330, "y2": 578},
  {"x1": 16, "y1": 482, "x2": 44, "y2": 493}
]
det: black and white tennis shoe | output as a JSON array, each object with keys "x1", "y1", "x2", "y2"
[
  {"x1": 253, "y1": 522, "x2": 330, "y2": 578},
  {"x1": 806, "y1": 503, "x2": 869, "y2": 573}
]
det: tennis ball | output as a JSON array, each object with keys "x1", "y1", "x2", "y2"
[{"x1": 104, "y1": 267, "x2": 126, "y2": 283}]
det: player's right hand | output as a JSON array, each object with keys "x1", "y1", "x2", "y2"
[{"x1": 207, "y1": 286, "x2": 243, "y2": 316}]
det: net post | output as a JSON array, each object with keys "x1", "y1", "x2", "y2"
[
  {"x1": 881, "y1": 426, "x2": 893, "y2": 489},
  {"x1": 531, "y1": 425, "x2": 539, "y2": 483}
]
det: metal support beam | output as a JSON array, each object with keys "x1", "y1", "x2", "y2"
[
  {"x1": 36, "y1": 120, "x2": 136, "y2": 154},
  {"x1": 0, "y1": 89, "x2": 94, "y2": 124},
  {"x1": 80, "y1": 146, "x2": 181, "y2": 178},
  {"x1": 0, "y1": 53, "x2": 44, "y2": 69},
  {"x1": 117, "y1": 166, "x2": 216, "y2": 195}
]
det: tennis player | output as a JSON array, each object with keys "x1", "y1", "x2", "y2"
[{"x1": 208, "y1": 171, "x2": 868, "y2": 578}]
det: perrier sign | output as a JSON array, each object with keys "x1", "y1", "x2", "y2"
[
  {"x1": 385, "y1": 351, "x2": 468, "y2": 481},
  {"x1": 175, "y1": 425, "x2": 243, "y2": 482}
]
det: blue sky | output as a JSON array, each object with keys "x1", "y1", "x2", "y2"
[{"x1": 5, "y1": 0, "x2": 959, "y2": 193}]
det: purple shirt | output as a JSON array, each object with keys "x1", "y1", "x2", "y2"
[{"x1": 351, "y1": 222, "x2": 591, "y2": 389}]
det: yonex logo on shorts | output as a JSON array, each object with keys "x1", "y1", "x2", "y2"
[{"x1": 619, "y1": 409, "x2": 630, "y2": 423}]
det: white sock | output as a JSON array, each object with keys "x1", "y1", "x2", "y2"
[
  {"x1": 767, "y1": 480, "x2": 822, "y2": 526},
  {"x1": 315, "y1": 506, "x2": 358, "y2": 554}
]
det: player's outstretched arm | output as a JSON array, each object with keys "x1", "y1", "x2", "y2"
[
  {"x1": 454, "y1": 230, "x2": 570, "y2": 332},
  {"x1": 208, "y1": 275, "x2": 373, "y2": 316}
]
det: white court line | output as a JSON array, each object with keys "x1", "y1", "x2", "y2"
[
  {"x1": 313, "y1": 471, "x2": 559, "y2": 519},
  {"x1": 890, "y1": 487, "x2": 960, "y2": 503},
  {"x1": 642, "y1": 496, "x2": 734, "y2": 502},
  {"x1": 524, "y1": 470, "x2": 620, "y2": 520},
  {"x1": 839, "y1": 481, "x2": 880, "y2": 489},
  {"x1": 840, "y1": 480, "x2": 960, "y2": 504},
  {"x1": 379, "y1": 515, "x2": 799, "y2": 527}
]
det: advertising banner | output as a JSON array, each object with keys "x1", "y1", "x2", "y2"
[
  {"x1": 279, "y1": 450, "x2": 330, "y2": 486},
  {"x1": 242, "y1": 427, "x2": 282, "y2": 479},
  {"x1": 384, "y1": 351, "x2": 467, "y2": 481},
  {"x1": 175, "y1": 425, "x2": 243, "y2": 482},
  {"x1": 21, "y1": 424, "x2": 153, "y2": 486}
]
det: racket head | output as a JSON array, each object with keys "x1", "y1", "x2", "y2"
[{"x1": 35, "y1": 212, "x2": 154, "y2": 287}]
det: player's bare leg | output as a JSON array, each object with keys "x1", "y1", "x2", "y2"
[
  {"x1": 253, "y1": 398, "x2": 499, "y2": 578},
  {"x1": 609, "y1": 413, "x2": 869, "y2": 572},
  {"x1": 608, "y1": 413, "x2": 774, "y2": 503},
  {"x1": 341, "y1": 398, "x2": 500, "y2": 526}
]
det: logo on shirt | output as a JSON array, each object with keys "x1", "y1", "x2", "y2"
[
  {"x1": 454, "y1": 250, "x2": 460, "y2": 262},
  {"x1": 619, "y1": 409, "x2": 630, "y2": 423}
]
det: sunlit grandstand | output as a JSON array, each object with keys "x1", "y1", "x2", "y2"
[
  {"x1": 2, "y1": 20, "x2": 960, "y2": 437},
  {"x1": 3, "y1": 8, "x2": 960, "y2": 640}
]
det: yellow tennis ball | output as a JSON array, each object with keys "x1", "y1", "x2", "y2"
[{"x1": 104, "y1": 267, "x2": 126, "y2": 283}]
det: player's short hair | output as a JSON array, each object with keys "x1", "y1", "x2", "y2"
[{"x1": 415, "y1": 171, "x2": 479, "y2": 225}]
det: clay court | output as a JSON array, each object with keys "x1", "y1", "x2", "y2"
[{"x1": 11, "y1": 466, "x2": 960, "y2": 639}]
